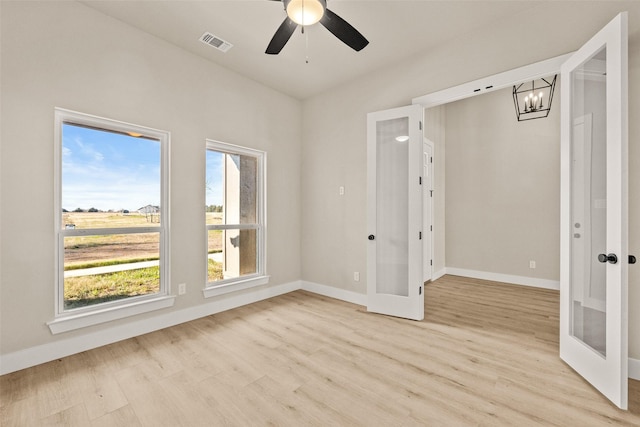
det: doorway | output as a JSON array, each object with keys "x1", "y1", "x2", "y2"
[{"x1": 411, "y1": 12, "x2": 629, "y2": 409}]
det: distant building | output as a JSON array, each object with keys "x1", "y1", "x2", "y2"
[
  {"x1": 137, "y1": 205, "x2": 160, "y2": 223},
  {"x1": 137, "y1": 205, "x2": 160, "y2": 214}
]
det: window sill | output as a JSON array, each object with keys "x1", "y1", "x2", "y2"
[
  {"x1": 47, "y1": 295, "x2": 176, "y2": 334},
  {"x1": 203, "y1": 275, "x2": 270, "y2": 298}
]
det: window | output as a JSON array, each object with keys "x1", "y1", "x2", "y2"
[
  {"x1": 49, "y1": 109, "x2": 173, "y2": 334},
  {"x1": 205, "y1": 140, "x2": 267, "y2": 297}
]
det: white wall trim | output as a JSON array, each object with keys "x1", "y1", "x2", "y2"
[
  {"x1": 412, "y1": 52, "x2": 573, "y2": 108},
  {"x1": 432, "y1": 268, "x2": 446, "y2": 282},
  {"x1": 5, "y1": 276, "x2": 636, "y2": 381},
  {"x1": 629, "y1": 358, "x2": 640, "y2": 381},
  {"x1": 445, "y1": 267, "x2": 560, "y2": 291},
  {"x1": 47, "y1": 295, "x2": 176, "y2": 334},
  {"x1": 301, "y1": 280, "x2": 367, "y2": 306},
  {"x1": 0, "y1": 280, "x2": 300, "y2": 375},
  {"x1": 203, "y1": 275, "x2": 270, "y2": 298}
]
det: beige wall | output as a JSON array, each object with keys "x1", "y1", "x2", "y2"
[
  {"x1": 0, "y1": 1, "x2": 301, "y2": 355},
  {"x1": 445, "y1": 85, "x2": 561, "y2": 280},
  {"x1": 301, "y1": 2, "x2": 640, "y2": 359},
  {"x1": 1, "y1": 0, "x2": 639, "y2": 365}
]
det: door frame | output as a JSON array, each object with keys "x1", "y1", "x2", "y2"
[
  {"x1": 412, "y1": 53, "x2": 572, "y2": 108},
  {"x1": 423, "y1": 138, "x2": 435, "y2": 282},
  {"x1": 410, "y1": 13, "x2": 631, "y2": 389},
  {"x1": 412, "y1": 53, "x2": 572, "y2": 289}
]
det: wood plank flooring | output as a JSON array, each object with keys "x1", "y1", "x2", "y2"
[{"x1": 1, "y1": 275, "x2": 639, "y2": 426}]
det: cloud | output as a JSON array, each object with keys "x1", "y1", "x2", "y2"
[{"x1": 62, "y1": 124, "x2": 161, "y2": 211}]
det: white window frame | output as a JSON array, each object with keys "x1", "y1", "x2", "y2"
[
  {"x1": 204, "y1": 139, "x2": 268, "y2": 298},
  {"x1": 48, "y1": 108, "x2": 174, "y2": 334}
]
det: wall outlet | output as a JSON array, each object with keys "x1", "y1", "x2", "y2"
[
  {"x1": 339, "y1": 186, "x2": 345, "y2": 196},
  {"x1": 178, "y1": 283, "x2": 186, "y2": 295},
  {"x1": 354, "y1": 271, "x2": 360, "y2": 282},
  {"x1": 529, "y1": 261, "x2": 536, "y2": 269}
]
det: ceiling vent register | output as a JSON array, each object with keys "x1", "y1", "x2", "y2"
[{"x1": 199, "y1": 32, "x2": 233, "y2": 53}]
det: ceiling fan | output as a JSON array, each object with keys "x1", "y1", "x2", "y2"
[{"x1": 266, "y1": 0, "x2": 369, "y2": 55}]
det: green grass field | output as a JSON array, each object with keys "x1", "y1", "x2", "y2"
[
  {"x1": 64, "y1": 267, "x2": 160, "y2": 309},
  {"x1": 62, "y1": 212, "x2": 224, "y2": 308}
]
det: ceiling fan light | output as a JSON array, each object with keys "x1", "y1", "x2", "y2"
[{"x1": 286, "y1": 0, "x2": 325, "y2": 26}]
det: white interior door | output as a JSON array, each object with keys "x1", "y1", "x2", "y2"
[
  {"x1": 423, "y1": 139, "x2": 434, "y2": 282},
  {"x1": 367, "y1": 104, "x2": 424, "y2": 321},
  {"x1": 560, "y1": 12, "x2": 628, "y2": 409}
]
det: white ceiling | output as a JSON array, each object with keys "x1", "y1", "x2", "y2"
[
  {"x1": 81, "y1": 0, "x2": 543, "y2": 99},
  {"x1": 81, "y1": 1, "x2": 639, "y2": 100}
]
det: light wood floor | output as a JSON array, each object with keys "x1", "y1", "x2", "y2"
[{"x1": 1, "y1": 275, "x2": 639, "y2": 426}]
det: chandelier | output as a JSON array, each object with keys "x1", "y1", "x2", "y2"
[{"x1": 512, "y1": 75, "x2": 557, "y2": 121}]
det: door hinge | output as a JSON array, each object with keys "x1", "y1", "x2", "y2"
[
  {"x1": 419, "y1": 176, "x2": 422, "y2": 185},
  {"x1": 430, "y1": 225, "x2": 433, "y2": 232},
  {"x1": 430, "y1": 259, "x2": 433, "y2": 266},
  {"x1": 419, "y1": 231, "x2": 422, "y2": 240},
  {"x1": 419, "y1": 121, "x2": 422, "y2": 131},
  {"x1": 430, "y1": 190, "x2": 433, "y2": 197},
  {"x1": 430, "y1": 156, "x2": 433, "y2": 163},
  {"x1": 419, "y1": 286, "x2": 422, "y2": 295}
]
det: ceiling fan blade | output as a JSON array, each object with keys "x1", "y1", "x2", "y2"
[
  {"x1": 320, "y1": 8, "x2": 369, "y2": 52},
  {"x1": 266, "y1": 17, "x2": 298, "y2": 55}
]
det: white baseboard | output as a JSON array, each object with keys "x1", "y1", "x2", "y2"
[
  {"x1": 445, "y1": 267, "x2": 560, "y2": 291},
  {"x1": 630, "y1": 358, "x2": 640, "y2": 381},
  {"x1": 3, "y1": 276, "x2": 637, "y2": 383},
  {"x1": 0, "y1": 280, "x2": 301, "y2": 375},
  {"x1": 301, "y1": 280, "x2": 366, "y2": 306},
  {"x1": 431, "y1": 268, "x2": 446, "y2": 282}
]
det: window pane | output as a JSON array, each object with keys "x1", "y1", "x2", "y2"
[
  {"x1": 206, "y1": 150, "x2": 257, "y2": 225},
  {"x1": 64, "y1": 232, "x2": 160, "y2": 309},
  {"x1": 62, "y1": 210, "x2": 161, "y2": 230},
  {"x1": 570, "y1": 47, "x2": 608, "y2": 356},
  {"x1": 208, "y1": 229, "x2": 257, "y2": 283},
  {"x1": 62, "y1": 123, "x2": 161, "y2": 228}
]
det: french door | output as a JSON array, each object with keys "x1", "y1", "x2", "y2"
[
  {"x1": 560, "y1": 12, "x2": 629, "y2": 409},
  {"x1": 366, "y1": 104, "x2": 424, "y2": 320}
]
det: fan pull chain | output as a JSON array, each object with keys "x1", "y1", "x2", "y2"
[
  {"x1": 305, "y1": 28, "x2": 310, "y2": 63},
  {"x1": 302, "y1": 0, "x2": 309, "y2": 63}
]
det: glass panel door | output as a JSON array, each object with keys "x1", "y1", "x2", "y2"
[
  {"x1": 570, "y1": 47, "x2": 608, "y2": 356},
  {"x1": 376, "y1": 117, "x2": 410, "y2": 297},
  {"x1": 367, "y1": 104, "x2": 423, "y2": 321},
  {"x1": 560, "y1": 12, "x2": 628, "y2": 410}
]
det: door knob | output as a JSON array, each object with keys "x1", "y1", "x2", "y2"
[
  {"x1": 368, "y1": 234, "x2": 375, "y2": 241},
  {"x1": 630, "y1": 255, "x2": 637, "y2": 264},
  {"x1": 598, "y1": 253, "x2": 618, "y2": 264}
]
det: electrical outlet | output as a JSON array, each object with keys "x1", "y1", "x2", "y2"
[
  {"x1": 339, "y1": 186, "x2": 345, "y2": 196},
  {"x1": 529, "y1": 261, "x2": 536, "y2": 269},
  {"x1": 178, "y1": 283, "x2": 186, "y2": 295},
  {"x1": 354, "y1": 272, "x2": 360, "y2": 282}
]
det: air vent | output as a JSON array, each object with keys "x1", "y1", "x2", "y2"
[{"x1": 199, "y1": 32, "x2": 233, "y2": 53}]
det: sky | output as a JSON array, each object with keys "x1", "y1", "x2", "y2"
[
  {"x1": 206, "y1": 150, "x2": 223, "y2": 206},
  {"x1": 63, "y1": 123, "x2": 226, "y2": 211},
  {"x1": 62, "y1": 123, "x2": 162, "y2": 212}
]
